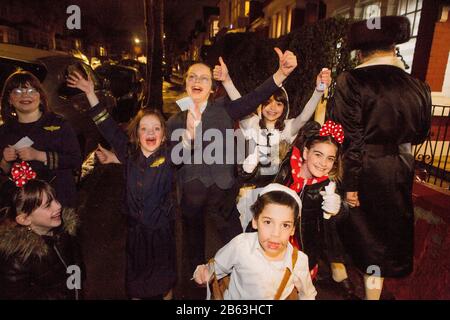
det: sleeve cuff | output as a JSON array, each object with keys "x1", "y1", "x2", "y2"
[
  {"x1": 46, "y1": 151, "x2": 59, "y2": 170},
  {"x1": 89, "y1": 103, "x2": 111, "y2": 125}
]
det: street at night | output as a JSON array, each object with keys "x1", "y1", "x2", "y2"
[{"x1": 0, "y1": 0, "x2": 449, "y2": 307}]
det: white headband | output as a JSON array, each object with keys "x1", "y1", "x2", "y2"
[{"x1": 236, "y1": 183, "x2": 302, "y2": 232}]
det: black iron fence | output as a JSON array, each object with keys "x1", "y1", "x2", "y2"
[{"x1": 414, "y1": 104, "x2": 450, "y2": 189}]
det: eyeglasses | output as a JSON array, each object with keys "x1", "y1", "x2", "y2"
[
  {"x1": 11, "y1": 88, "x2": 39, "y2": 96},
  {"x1": 186, "y1": 74, "x2": 211, "y2": 84}
]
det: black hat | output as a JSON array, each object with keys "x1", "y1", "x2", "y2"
[{"x1": 348, "y1": 16, "x2": 411, "y2": 51}]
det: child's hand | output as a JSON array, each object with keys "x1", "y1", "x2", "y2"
[
  {"x1": 274, "y1": 47, "x2": 298, "y2": 77},
  {"x1": 213, "y1": 57, "x2": 231, "y2": 83},
  {"x1": 2, "y1": 146, "x2": 17, "y2": 162},
  {"x1": 16, "y1": 147, "x2": 43, "y2": 162},
  {"x1": 316, "y1": 68, "x2": 332, "y2": 91},
  {"x1": 193, "y1": 264, "x2": 211, "y2": 285},
  {"x1": 186, "y1": 108, "x2": 201, "y2": 140},
  {"x1": 320, "y1": 181, "x2": 341, "y2": 216},
  {"x1": 66, "y1": 71, "x2": 95, "y2": 95},
  {"x1": 95, "y1": 144, "x2": 121, "y2": 164}
]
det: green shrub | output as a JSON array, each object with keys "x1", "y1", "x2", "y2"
[{"x1": 207, "y1": 17, "x2": 357, "y2": 118}]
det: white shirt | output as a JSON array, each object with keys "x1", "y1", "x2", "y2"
[
  {"x1": 211, "y1": 232, "x2": 317, "y2": 300},
  {"x1": 239, "y1": 90, "x2": 323, "y2": 174}
]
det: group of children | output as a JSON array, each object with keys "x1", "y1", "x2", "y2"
[{"x1": 0, "y1": 46, "x2": 351, "y2": 300}]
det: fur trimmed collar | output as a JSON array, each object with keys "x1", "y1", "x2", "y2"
[
  {"x1": 355, "y1": 55, "x2": 405, "y2": 70},
  {"x1": 0, "y1": 208, "x2": 79, "y2": 262}
]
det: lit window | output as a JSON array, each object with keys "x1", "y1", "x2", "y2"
[
  {"x1": 286, "y1": 6, "x2": 292, "y2": 34},
  {"x1": 276, "y1": 12, "x2": 282, "y2": 38},
  {"x1": 397, "y1": 0, "x2": 423, "y2": 72},
  {"x1": 363, "y1": 3, "x2": 381, "y2": 19},
  {"x1": 245, "y1": 1, "x2": 250, "y2": 17}
]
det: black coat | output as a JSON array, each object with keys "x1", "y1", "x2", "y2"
[
  {"x1": 0, "y1": 113, "x2": 82, "y2": 207},
  {"x1": 0, "y1": 209, "x2": 83, "y2": 300},
  {"x1": 331, "y1": 64, "x2": 432, "y2": 277},
  {"x1": 275, "y1": 151, "x2": 347, "y2": 270}
]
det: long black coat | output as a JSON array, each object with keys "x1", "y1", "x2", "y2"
[{"x1": 331, "y1": 63, "x2": 432, "y2": 277}]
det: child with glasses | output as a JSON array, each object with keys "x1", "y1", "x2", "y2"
[
  {"x1": 168, "y1": 48, "x2": 298, "y2": 298},
  {"x1": 0, "y1": 71, "x2": 82, "y2": 208}
]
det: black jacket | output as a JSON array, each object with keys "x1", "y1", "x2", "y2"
[
  {"x1": 0, "y1": 209, "x2": 83, "y2": 300},
  {"x1": 275, "y1": 149, "x2": 347, "y2": 269},
  {"x1": 166, "y1": 76, "x2": 281, "y2": 190}
]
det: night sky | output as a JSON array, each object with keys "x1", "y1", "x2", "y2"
[{"x1": 71, "y1": 0, "x2": 218, "y2": 45}]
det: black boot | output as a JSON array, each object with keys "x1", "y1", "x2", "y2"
[{"x1": 336, "y1": 278, "x2": 361, "y2": 300}]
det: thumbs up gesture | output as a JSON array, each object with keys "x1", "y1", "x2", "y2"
[
  {"x1": 319, "y1": 181, "x2": 341, "y2": 219},
  {"x1": 273, "y1": 47, "x2": 298, "y2": 86},
  {"x1": 213, "y1": 56, "x2": 230, "y2": 83}
]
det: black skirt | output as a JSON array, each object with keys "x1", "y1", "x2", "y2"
[{"x1": 125, "y1": 220, "x2": 176, "y2": 298}]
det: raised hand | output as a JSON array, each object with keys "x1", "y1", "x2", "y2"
[
  {"x1": 274, "y1": 47, "x2": 298, "y2": 78},
  {"x1": 2, "y1": 146, "x2": 17, "y2": 162},
  {"x1": 320, "y1": 181, "x2": 341, "y2": 216},
  {"x1": 186, "y1": 108, "x2": 201, "y2": 140},
  {"x1": 316, "y1": 68, "x2": 332, "y2": 91},
  {"x1": 213, "y1": 57, "x2": 231, "y2": 83},
  {"x1": 66, "y1": 71, "x2": 94, "y2": 95}
]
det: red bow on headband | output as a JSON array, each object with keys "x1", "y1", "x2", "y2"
[
  {"x1": 10, "y1": 161, "x2": 37, "y2": 187},
  {"x1": 319, "y1": 120, "x2": 344, "y2": 144}
]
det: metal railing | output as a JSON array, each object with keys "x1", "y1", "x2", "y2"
[{"x1": 414, "y1": 104, "x2": 450, "y2": 189}]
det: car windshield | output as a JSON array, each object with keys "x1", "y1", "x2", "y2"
[{"x1": 96, "y1": 65, "x2": 135, "y2": 97}]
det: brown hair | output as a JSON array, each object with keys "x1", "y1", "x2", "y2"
[
  {"x1": 127, "y1": 108, "x2": 167, "y2": 151},
  {"x1": 259, "y1": 88, "x2": 288, "y2": 131},
  {"x1": 0, "y1": 71, "x2": 49, "y2": 124},
  {"x1": 251, "y1": 191, "x2": 299, "y2": 224},
  {"x1": 294, "y1": 121, "x2": 342, "y2": 180},
  {"x1": 184, "y1": 62, "x2": 217, "y2": 93},
  {"x1": 13, "y1": 180, "x2": 57, "y2": 217}
]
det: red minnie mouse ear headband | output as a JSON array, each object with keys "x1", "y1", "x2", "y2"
[
  {"x1": 10, "y1": 161, "x2": 37, "y2": 187},
  {"x1": 319, "y1": 120, "x2": 344, "y2": 144}
]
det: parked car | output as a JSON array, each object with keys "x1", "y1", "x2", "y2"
[
  {"x1": 0, "y1": 43, "x2": 117, "y2": 158},
  {"x1": 95, "y1": 63, "x2": 145, "y2": 123}
]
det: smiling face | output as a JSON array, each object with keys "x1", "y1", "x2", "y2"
[
  {"x1": 261, "y1": 95, "x2": 285, "y2": 124},
  {"x1": 138, "y1": 114, "x2": 164, "y2": 157},
  {"x1": 185, "y1": 63, "x2": 212, "y2": 105},
  {"x1": 19, "y1": 191, "x2": 62, "y2": 235},
  {"x1": 252, "y1": 203, "x2": 296, "y2": 260},
  {"x1": 301, "y1": 141, "x2": 337, "y2": 178},
  {"x1": 8, "y1": 83, "x2": 41, "y2": 117}
]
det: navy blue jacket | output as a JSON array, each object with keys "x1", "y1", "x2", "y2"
[
  {"x1": 0, "y1": 113, "x2": 82, "y2": 207},
  {"x1": 88, "y1": 104, "x2": 175, "y2": 227}
]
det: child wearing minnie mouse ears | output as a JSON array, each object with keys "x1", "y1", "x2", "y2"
[
  {"x1": 194, "y1": 183, "x2": 316, "y2": 300},
  {"x1": 275, "y1": 120, "x2": 359, "y2": 299},
  {"x1": 0, "y1": 174, "x2": 83, "y2": 299}
]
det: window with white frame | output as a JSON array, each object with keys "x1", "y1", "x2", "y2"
[
  {"x1": 397, "y1": 0, "x2": 423, "y2": 72},
  {"x1": 362, "y1": 3, "x2": 381, "y2": 19}
]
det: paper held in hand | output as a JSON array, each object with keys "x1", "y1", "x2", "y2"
[{"x1": 11, "y1": 136, "x2": 34, "y2": 150}]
